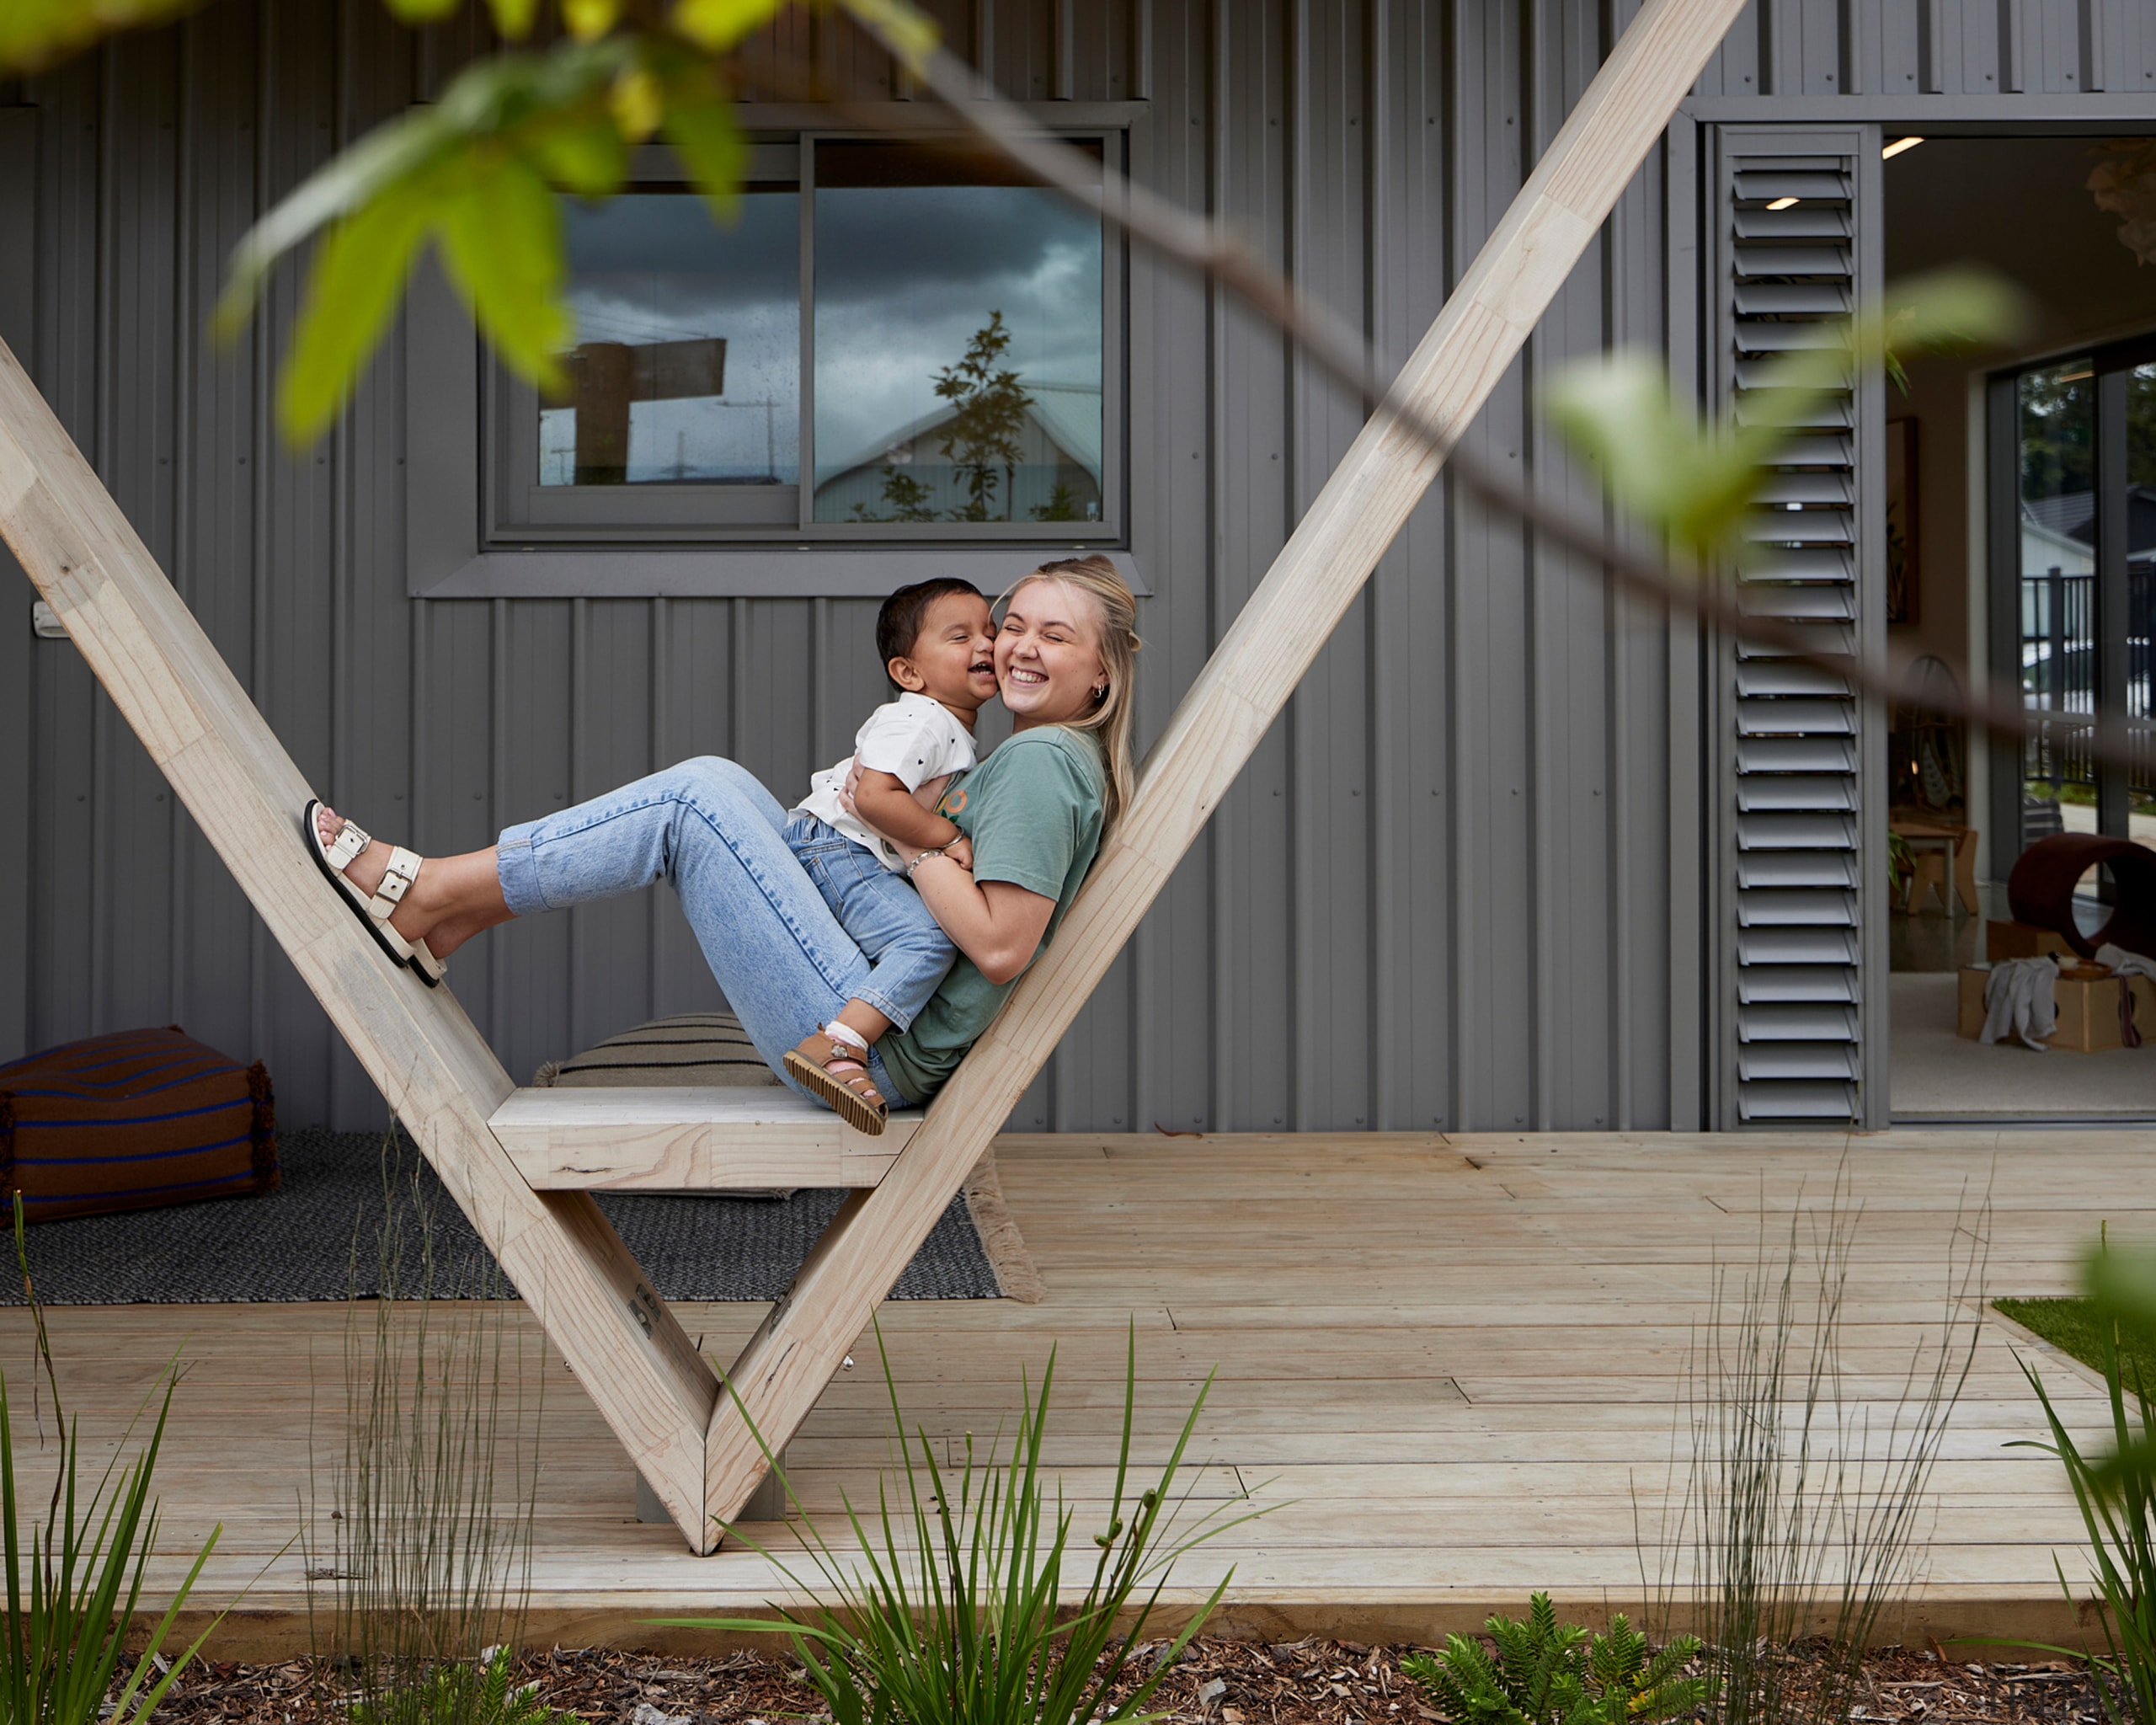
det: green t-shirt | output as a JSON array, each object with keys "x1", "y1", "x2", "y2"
[{"x1": 881, "y1": 727, "x2": 1107, "y2": 1105}]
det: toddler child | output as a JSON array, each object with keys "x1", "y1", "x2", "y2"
[{"x1": 782, "y1": 578, "x2": 997, "y2": 1134}]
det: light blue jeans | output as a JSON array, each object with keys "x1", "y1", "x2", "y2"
[
  {"x1": 495, "y1": 758, "x2": 914, "y2": 1108},
  {"x1": 783, "y1": 813, "x2": 956, "y2": 1031}
]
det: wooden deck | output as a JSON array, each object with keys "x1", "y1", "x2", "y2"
[{"x1": 3, "y1": 1130, "x2": 2138, "y2": 1657}]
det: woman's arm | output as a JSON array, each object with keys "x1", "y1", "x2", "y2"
[{"x1": 904, "y1": 854, "x2": 1054, "y2": 985}]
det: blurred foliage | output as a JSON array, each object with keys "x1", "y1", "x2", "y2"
[
  {"x1": 2007, "y1": 1239, "x2": 2156, "y2": 1723},
  {"x1": 1544, "y1": 269, "x2": 2024, "y2": 568},
  {"x1": 0, "y1": 0, "x2": 938, "y2": 443}
]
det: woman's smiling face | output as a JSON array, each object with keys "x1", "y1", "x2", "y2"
[{"x1": 995, "y1": 579, "x2": 1108, "y2": 730}]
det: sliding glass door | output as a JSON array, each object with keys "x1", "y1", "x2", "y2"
[{"x1": 1990, "y1": 334, "x2": 2156, "y2": 861}]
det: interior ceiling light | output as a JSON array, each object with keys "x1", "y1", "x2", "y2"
[
  {"x1": 1881, "y1": 136, "x2": 1924, "y2": 159},
  {"x1": 1766, "y1": 195, "x2": 1800, "y2": 210}
]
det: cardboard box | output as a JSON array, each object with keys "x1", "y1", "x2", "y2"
[
  {"x1": 1985, "y1": 919, "x2": 2079, "y2": 961},
  {"x1": 1957, "y1": 964, "x2": 2156, "y2": 1052}
]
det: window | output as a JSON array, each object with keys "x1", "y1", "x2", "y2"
[
  {"x1": 485, "y1": 131, "x2": 1119, "y2": 547},
  {"x1": 1992, "y1": 334, "x2": 2156, "y2": 856}
]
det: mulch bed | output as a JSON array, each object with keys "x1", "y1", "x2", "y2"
[{"x1": 139, "y1": 1639, "x2": 2110, "y2": 1725}]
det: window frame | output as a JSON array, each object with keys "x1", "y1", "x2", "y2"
[{"x1": 406, "y1": 104, "x2": 1146, "y2": 599}]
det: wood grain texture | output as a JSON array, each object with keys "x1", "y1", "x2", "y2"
[
  {"x1": 0, "y1": 1129, "x2": 2125, "y2": 1656},
  {"x1": 701, "y1": 0, "x2": 1757, "y2": 1534},
  {"x1": 0, "y1": 338, "x2": 723, "y2": 1545},
  {"x1": 491, "y1": 1087, "x2": 918, "y2": 1189}
]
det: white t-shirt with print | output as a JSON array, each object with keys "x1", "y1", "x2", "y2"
[{"x1": 796, "y1": 692, "x2": 977, "y2": 872}]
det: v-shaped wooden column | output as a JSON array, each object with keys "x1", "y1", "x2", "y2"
[{"x1": 0, "y1": 0, "x2": 1744, "y2": 1560}]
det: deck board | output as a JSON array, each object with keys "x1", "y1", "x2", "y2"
[{"x1": 0, "y1": 1130, "x2": 2136, "y2": 1653}]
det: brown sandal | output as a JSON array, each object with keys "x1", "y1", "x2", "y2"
[{"x1": 783, "y1": 1031, "x2": 889, "y2": 1136}]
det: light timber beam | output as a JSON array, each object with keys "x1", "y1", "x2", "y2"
[
  {"x1": 703, "y1": 0, "x2": 1752, "y2": 1531},
  {"x1": 0, "y1": 341, "x2": 724, "y2": 1549}
]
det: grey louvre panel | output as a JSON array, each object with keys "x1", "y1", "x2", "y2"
[
  {"x1": 1733, "y1": 206, "x2": 1850, "y2": 240},
  {"x1": 1738, "y1": 928, "x2": 1860, "y2": 965},
  {"x1": 1737, "y1": 889, "x2": 1857, "y2": 927},
  {"x1": 1732, "y1": 170, "x2": 1850, "y2": 198},
  {"x1": 1737, "y1": 775, "x2": 1857, "y2": 812},
  {"x1": 1737, "y1": 1043, "x2": 1861, "y2": 1081},
  {"x1": 1756, "y1": 472, "x2": 1851, "y2": 505},
  {"x1": 1737, "y1": 1004, "x2": 1861, "y2": 1041},
  {"x1": 1736, "y1": 813, "x2": 1858, "y2": 849},
  {"x1": 1737, "y1": 853, "x2": 1861, "y2": 889},
  {"x1": 1737, "y1": 662, "x2": 1850, "y2": 698},
  {"x1": 1737, "y1": 1081, "x2": 1859, "y2": 1121},
  {"x1": 1737, "y1": 620, "x2": 1857, "y2": 658},
  {"x1": 1737, "y1": 968, "x2": 1860, "y2": 1005},
  {"x1": 1736, "y1": 735, "x2": 1858, "y2": 773},
  {"x1": 1734, "y1": 244, "x2": 1853, "y2": 278},
  {"x1": 1737, "y1": 698, "x2": 1854, "y2": 735},
  {"x1": 1712, "y1": 128, "x2": 1876, "y2": 1130},
  {"x1": 1734, "y1": 323, "x2": 1849, "y2": 355},
  {"x1": 1746, "y1": 546, "x2": 1854, "y2": 580},
  {"x1": 1735, "y1": 283, "x2": 1850, "y2": 317},
  {"x1": 1740, "y1": 585, "x2": 1854, "y2": 622}
]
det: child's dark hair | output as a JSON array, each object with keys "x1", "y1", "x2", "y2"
[{"x1": 876, "y1": 577, "x2": 984, "y2": 678}]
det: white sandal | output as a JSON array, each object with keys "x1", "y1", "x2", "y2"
[{"x1": 303, "y1": 800, "x2": 449, "y2": 986}]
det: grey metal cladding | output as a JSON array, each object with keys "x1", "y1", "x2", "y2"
[
  {"x1": 1710, "y1": 125, "x2": 1877, "y2": 1129},
  {"x1": 1, "y1": 0, "x2": 2138, "y2": 1138}
]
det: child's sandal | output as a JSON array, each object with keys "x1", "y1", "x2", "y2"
[{"x1": 784, "y1": 1031, "x2": 890, "y2": 1136}]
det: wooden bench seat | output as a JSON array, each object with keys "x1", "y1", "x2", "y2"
[{"x1": 488, "y1": 1086, "x2": 921, "y2": 1191}]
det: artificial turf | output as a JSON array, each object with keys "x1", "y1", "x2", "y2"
[{"x1": 1994, "y1": 1295, "x2": 2156, "y2": 1388}]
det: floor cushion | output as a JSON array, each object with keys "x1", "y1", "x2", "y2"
[
  {"x1": 0, "y1": 1027, "x2": 278, "y2": 1223},
  {"x1": 531, "y1": 1012, "x2": 784, "y2": 1088}
]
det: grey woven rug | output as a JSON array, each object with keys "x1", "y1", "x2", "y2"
[{"x1": 3, "y1": 1125, "x2": 1000, "y2": 1305}]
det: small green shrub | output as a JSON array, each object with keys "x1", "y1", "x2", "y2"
[
  {"x1": 348, "y1": 1646, "x2": 577, "y2": 1725},
  {"x1": 1401, "y1": 1594, "x2": 1704, "y2": 1725},
  {"x1": 661, "y1": 1322, "x2": 1263, "y2": 1725},
  {"x1": 0, "y1": 1197, "x2": 233, "y2": 1725}
]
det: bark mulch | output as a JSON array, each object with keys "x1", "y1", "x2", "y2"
[{"x1": 137, "y1": 1638, "x2": 2111, "y2": 1725}]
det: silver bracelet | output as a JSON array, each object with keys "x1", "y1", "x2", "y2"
[{"x1": 905, "y1": 838, "x2": 962, "y2": 880}]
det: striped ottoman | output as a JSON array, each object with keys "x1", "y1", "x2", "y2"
[{"x1": 0, "y1": 1027, "x2": 279, "y2": 1223}]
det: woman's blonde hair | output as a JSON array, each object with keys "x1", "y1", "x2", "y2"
[{"x1": 1002, "y1": 554, "x2": 1142, "y2": 830}]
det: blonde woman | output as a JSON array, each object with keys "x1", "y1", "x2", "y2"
[{"x1": 302, "y1": 554, "x2": 1140, "y2": 1120}]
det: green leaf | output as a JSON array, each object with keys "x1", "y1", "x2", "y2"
[
  {"x1": 530, "y1": 111, "x2": 630, "y2": 195},
  {"x1": 671, "y1": 0, "x2": 787, "y2": 52},
  {"x1": 2087, "y1": 1242, "x2": 2156, "y2": 1334},
  {"x1": 0, "y1": 0, "x2": 201, "y2": 73},
  {"x1": 488, "y1": 0, "x2": 542, "y2": 39},
  {"x1": 438, "y1": 155, "x2": 571, "y2": 392},
  {"x1": 662, "y1": 86, "x2": 748, "y2": 223},
  {"x1": 278, "y1": 182, "x2": 439, "y2": 442}
]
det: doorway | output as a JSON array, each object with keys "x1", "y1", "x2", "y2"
[{"x1": 1880, "y1": 131, "x2": 2156, "y2": 1120}]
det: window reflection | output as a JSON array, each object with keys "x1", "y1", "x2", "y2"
[
  {"x1": 542, "y1": 190, "x2": 800, "y2": 488},
  {"x1": 811, "y1": 142, "x2": 1104, "y2": 525}
]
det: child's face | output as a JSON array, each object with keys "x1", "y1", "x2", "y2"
[{"x1": 893, "y1": 592, "x2": 999, "y2": 712}]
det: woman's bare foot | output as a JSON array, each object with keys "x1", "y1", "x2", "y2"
[{"x1": 312, "y1": 806, "x2": 511, "y2": 962}]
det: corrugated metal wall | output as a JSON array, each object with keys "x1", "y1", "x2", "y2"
[{"x1": 0, "y1": 0, "x2": 2137, "y2": 1135}]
